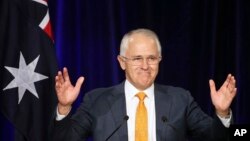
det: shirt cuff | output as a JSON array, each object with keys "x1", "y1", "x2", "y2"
[
  {"x1": 217, "y1": 109, "x2": 232, "y2": 128},
  {"x1": 56, "y1": 106, "x2": 70, "y2": 121}
]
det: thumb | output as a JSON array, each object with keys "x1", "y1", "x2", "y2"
[{"x1": 209, "y1": 79, "x2": 216, "y2": 95}]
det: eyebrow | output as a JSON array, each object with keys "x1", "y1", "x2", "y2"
[{"x1": 130, "y1": 55, "x2": 158, "y2": 58}]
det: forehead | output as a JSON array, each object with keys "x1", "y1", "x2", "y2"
[
  {"x1": 126, "y1": 34, "x2": 159, "y2": 56},
  {"x1": 129, "y1": 33, "x2": 155, "y2": 43}
]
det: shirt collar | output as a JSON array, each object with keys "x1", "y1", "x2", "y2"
[{"x1": 125, "y1": 80, "x2": 154, "y2": 100}]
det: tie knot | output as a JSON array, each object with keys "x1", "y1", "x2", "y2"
[{"x1": 136, "y1": 92, "x2": 146, "y2": 101}]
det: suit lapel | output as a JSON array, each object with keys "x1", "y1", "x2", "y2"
[
  {"x1": 105, "y1": 83, "x2": 173, "y2": 141},
  {"x1": 155, "y1": 85, "x2": 173, "y2": 141},
  {"x1": 106, "y1": 82, "x2": 128, "y2": 141}
]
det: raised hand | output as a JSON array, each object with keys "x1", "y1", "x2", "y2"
[
  {"x1": 209, "y1": 74, "x2": 237, "y2": 117},
  {"x1": 55, "y1": 67, "x2": 84, "y2": 115}
]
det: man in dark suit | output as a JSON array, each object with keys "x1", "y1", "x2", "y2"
[{"x1": 52, "y1": 28, "x2": 237, "y2": 141}]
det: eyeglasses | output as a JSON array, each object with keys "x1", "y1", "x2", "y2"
[{"x1": 121, "y1": 56, "x2": 162, "y2": 66}]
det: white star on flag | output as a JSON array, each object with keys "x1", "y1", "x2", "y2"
[{"x1": 3, "y1": 52, "x2": 48, "y2": 104}]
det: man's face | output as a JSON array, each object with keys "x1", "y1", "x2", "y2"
[{"x1": 118, "y1": 34, "x2": 161, "y2": 90}]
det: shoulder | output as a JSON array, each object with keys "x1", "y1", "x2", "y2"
[
  {"x1": 156, "y1": 83, "x2": 190, "y2": 94},
  {"x1": 87, "y1": 83, "x2": 122, "y2": 95},
  {"x1": 155, "y1": 83, "x2": 193, "y2": 101},
  {"x1": 84, "y1": 82, "x2": 123, "y2": 100}
]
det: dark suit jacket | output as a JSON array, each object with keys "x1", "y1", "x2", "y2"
[{"x1": 51, "y1": 82, "x2": 229, "y2": 141}]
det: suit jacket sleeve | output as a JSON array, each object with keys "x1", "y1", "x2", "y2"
[
  {"x1": 184, "y1": 89, "x2": 230, "y2": 141},
  {"x1": 157, "y1": 85, "x2": 230, "y2": 141},
  {"x1": 51, "y1": 90, "x2": 94, "y2": 141}
]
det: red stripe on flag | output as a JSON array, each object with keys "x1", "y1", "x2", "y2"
[{"x1": 44, "y1": 21, "x2": 53, "y2": 40}]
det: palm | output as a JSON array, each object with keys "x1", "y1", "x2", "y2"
[
  {"x1": 209, "y1": 74, "x2": 237, "y2": 115},
  {"x1": 55, "y1": 67, "x2": 84, "y2": 107},
  {"x1": 56, "y1": 79, "x2": 78, "y2": 106}
]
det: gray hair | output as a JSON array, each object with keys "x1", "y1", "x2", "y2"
[{"x1": 119, "y1": 28, "x2": 162, "y2": 56}]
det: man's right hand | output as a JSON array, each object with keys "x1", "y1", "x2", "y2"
[{"x1": 55, "y1": 67, "x2": 84, "y2": 115}]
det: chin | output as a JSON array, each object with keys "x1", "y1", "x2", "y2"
[{"x1": 139, "y1": 82, "x2": 152, "y2": 89}]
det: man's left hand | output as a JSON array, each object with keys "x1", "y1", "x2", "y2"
[{"x1": 209, "y1": 74, "x2": 237, "y2": 117}]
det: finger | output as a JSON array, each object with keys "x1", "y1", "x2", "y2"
[
  {"x1": 63, "y1": 67, "x2": 71, "y2": 83},
  {"x1": 55, "y1": 81, "x2": 61, "y2": 92},
  {"x1": 75, "y1": 76, "x2": 84, "y2": 91},
  {"x1": 224, "y1": 75, "x2": 236, "y2": 94},
  {"x1": 209, "y1": 79, "x2": 216, "y2": 95},
  {"x1": 58, "y1": 71, "x2": 64, "y2": 84},
  {"x1": 222, "y1": 74, "x2": 232, "y2": 88},
  {"x1": 55, "y1": 75, "x2": 59, "y2": 82},
  {"x1": 55, "y1": 81, "x2": 60, "y2": 88},
  {"x1": 55, "y1": 75, "x2": 60, "y2": 85},
  {"x1": 231, "y1": 88, "x2": 237, "y2": 97},
  {"x1": 228, "y1": 77, "x2": 236, "y2": 91}
]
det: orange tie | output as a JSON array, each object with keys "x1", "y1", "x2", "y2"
[{"x1": 135, "y1": 92, "x2": 148, "y2": 141}]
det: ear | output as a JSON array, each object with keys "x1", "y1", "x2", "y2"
[{"x1": 117, "y1": 55, "x2": 126, "y2": 70}]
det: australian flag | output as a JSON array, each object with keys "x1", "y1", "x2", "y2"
[{"x1": 0, "y1": 0, "x2": 57, "y2": 140}]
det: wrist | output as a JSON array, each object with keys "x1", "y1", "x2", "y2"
[
  {"x1": 58, "y1": 103, "x2": 72, "y2": 115},
  {"x1": 216, "y1": 109, "x2": 230, "y2": 118}
]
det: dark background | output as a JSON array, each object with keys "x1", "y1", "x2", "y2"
[{"x1": 1, "y1": 0, "x2": 250, "y2": 140}]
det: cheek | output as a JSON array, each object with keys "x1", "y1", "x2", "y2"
[
  {"x1": 125, "y1": 66, "x2": 136, "y2": 74},
  {"x1": 152, "y1": 68, "x2": 159, "y2": 77},
  {"x1": 127, "y1": 67, "x2": 142, "y2": 78},
  {"x1": 127, "y1": 66, "x2": 159, "y2": 78}
]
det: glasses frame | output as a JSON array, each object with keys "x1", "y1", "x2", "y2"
[{"x1": 121, "y1": 55, "x2": 162, "y2": 66}]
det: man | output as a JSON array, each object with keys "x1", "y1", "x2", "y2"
[{"x1": 52, "y1": 29, "x2": 237, "y2": 141}]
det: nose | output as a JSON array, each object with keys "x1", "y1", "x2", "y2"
[{"x1": 141, "y1": 58, "x2": 149, "y2": 69}]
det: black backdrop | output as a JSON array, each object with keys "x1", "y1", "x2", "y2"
[{"x1": 0, "y1": 0, "x2": 249, "y2": 140}]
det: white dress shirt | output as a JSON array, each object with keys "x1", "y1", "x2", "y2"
[{"x1": 124, "y1": 80, "x2": 156, "y2": 141}]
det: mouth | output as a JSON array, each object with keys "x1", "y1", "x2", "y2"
[
  {"x1": 140, "y1": 70, "x2": 150, "y2": 74},
  {"x1": 139, "y1": 72, "x2": 151, "y2": 77}
]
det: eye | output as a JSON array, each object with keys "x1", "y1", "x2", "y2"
[
  {"x1": 132, "y1": 57, "x2": 143, "y2": 61},
  {"x1": 148, "y1": 56, "x2": 157, "y2": 61}
]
